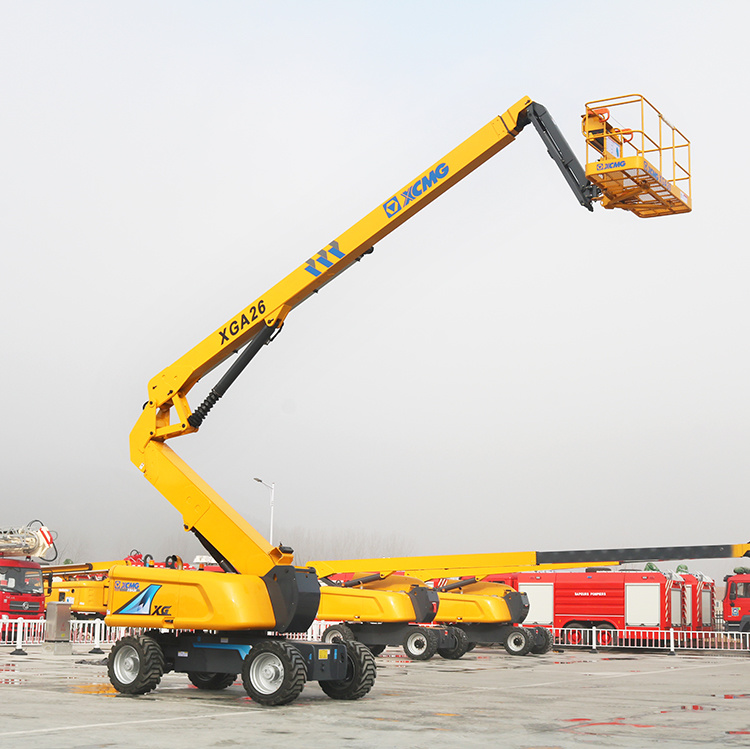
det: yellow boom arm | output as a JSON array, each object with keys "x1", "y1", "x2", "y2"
[
  {"x1": 130, "y1": 96, "x2": 598, "y2": 577},
  {"x1": 311, "y1": 543, "x2": 750, "y2": 581}
]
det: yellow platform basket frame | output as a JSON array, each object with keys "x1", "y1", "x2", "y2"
[{"x1": 582, "y1": 94, "x2": 691, "y2": 218}]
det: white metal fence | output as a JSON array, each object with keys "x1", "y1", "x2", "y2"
[
  {"x1": 552, "y1": 625, "x2": 750, "y2": 653},
  {"x1": 2, "y1": 616, "x2": 748, "y2": 655}
]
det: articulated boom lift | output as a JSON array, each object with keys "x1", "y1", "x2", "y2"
[{"x1": 105, "y1": 95, "x2": 691, "y2": 704}]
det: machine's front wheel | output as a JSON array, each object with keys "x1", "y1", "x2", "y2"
[
  {"x1": 504, "y1": 627, "x2": 533, "y2": 656},
  {"x1": 403, "y1": 627, "x2": 438, "y2": 660},
  {"x1": 320, "y1": 640, "x2": 376, "y2": 700},
  {"x1": 187, "y1": 672, "x2": 237, "y2": 690},
  {"x1": 241, "y1": 641, "x2": 306, "y2": 706},
  {"x1": 108, "y1": 635, "x2": 165, "y2": 695},
  {"x1": 437, "y1": 626, "x2": 470, "y2": 660},
  {"x1": 321, "y1": 623, "x2": 355, "y2": 643}
]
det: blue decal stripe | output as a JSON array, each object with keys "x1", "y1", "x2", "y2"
[
  {"x1": 114, "y1": 584, "x2": 161, "y2": 616},
  {"x1": 304, "y1": 260, "x2": 321, "y2": 277},
  {"x1": 193, "y1": 643, "x2": 251, "y2": 659}
]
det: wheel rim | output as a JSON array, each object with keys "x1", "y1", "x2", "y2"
[
  {"x1": 249, "y1": 653, "x2": 284, "y2": 695},
  {"x1": 406, "y1": 633, "x2": 427, "y2": 655},
  {"x1": 324, "y1": 631, "x2": 343, "y2": 643},
  {"x1": 507, "y1": 632, "x2": 525, "y2": 651},
  {"x1": 113, "y1": 645, "x2": 140, "y2": 684}
]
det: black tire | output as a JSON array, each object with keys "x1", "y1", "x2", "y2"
[
  {"x1": 187, "y1": 672, "x2": 237, "y2": 690},
  {"x1": 437, "y1": 626, "x2": 470, "y2": 660},
  {"x1": 596, "y1": 623, "x2": 619, "y2": 648},
  {"x1": 108, "y1": 635, "x2": 165, "y2": 695},
  {"x1": 402, "y1": 627, "x2": 439, "y2": 660},
  {"x1": 321, "y1": 623, "x2": 355, "y2": 643},
  {"x1": 504, "y1": 627, "x2": 533, "y2": 656},
  {"x1": 466, "y1": 641, "x2": 477, "y2": 652},
  {"x1": 241, "y1": 640, "x2": 306, "y2": 706},
  {"x1": 320, "y1": 640, "x2": 376, "y2": 700},
  {"x1": 563, "y1": 622, "x2": 586, "y2": 646},
  {"x1": 367, "y1": 644, "x2": 386, "y2": 656},
  {"x1": 530, "y1": 626, "x2": 554, "y2": 655}
]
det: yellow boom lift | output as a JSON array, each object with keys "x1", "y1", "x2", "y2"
[
  {"x1": 102, "y1": 94, "x2": 690, "y2": 704},
  {"x1": 311, "y1": 541, "x2": 748, "y2": 654}
]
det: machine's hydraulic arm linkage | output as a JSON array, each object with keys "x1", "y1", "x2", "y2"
[{"x1": 130, "y1": 96, "x2": 598, "y2": 583}]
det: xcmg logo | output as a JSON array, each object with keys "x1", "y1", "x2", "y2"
[
  {"x1": 114, "y1": 581, "x2": 140, "y2": 592},
  {"x1": 596, "y1": 160, "x2": 626, "y2": 171},
  {"x1": 383, "y1": 162, "x2": 450, "y2": 218}
]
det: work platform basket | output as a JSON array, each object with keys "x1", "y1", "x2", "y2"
[{"x1": 582, "y1": 94, "x2": 691, "y2": 218}]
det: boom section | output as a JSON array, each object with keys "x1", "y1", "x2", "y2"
[
  {"x1": 310, "y1": 543, "x2": 750, "y2": 581},
  {"x1": 130, "y1": 95, "x2": 591, "y2": 576},
  {"x1": 144, "y1": 96, "x2": 538, "y2": 413}
]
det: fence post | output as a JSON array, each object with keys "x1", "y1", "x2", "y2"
[
  {"x1": 89, "y1": 619, "x2": 104, "y2": 654},
  {"x1": 10, "y1": 618, "x2": 27, "y2": 656},
  {"x1": 669, "y1": 628, "x2": 676, "y2": 655},
  {"x1": 590, "y1": 625, "x2": 598, "y2": 653}
]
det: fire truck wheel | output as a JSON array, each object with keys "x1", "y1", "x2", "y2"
[
  {"x1": 438, "y1": 626, "x2": 470, "y2": 659},
  {"x1": 241, "y1": 640, "x2": 306, "y2": 706},
  {"x1": 367, "y1": 644, "x2": 386, "y2": 656},
  {"x1": 108, "y1": 635, "x2": 165, "y2": 695},
  {"x1": 529, "y1": 626, "x2": 554, "y2": 654},
  {"x1": 321, "y1": 623, "x2": 355, "y2": 643},
  {"x1": 504, "y1": 627, "x2": 533, "y2": 656},
  {"x1": 403, "y1": 627, "x2": 439, "y2": 660},
  {"x1": 563, "y1": 623, "x2": 586, "y2": 646},
  {"x1": 187, "y1": 672, "x2": 237, "y2": 690},
  {"x1": 320, "y1": 640, "x2": 376, "y2": 700},
  {"x1": 596, "y1": 623, "x2": 619, "y2": 647}
]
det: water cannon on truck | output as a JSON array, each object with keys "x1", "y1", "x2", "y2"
[{"x1": 0, "y1": 523, "x2": 56, "y2": 621}]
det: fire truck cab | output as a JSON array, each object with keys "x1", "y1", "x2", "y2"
[{"x1": 723, "y1": 571, "x2": 750, "y2": 632}]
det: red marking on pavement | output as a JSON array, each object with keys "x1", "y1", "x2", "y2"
[{"x1": 582, "y1": 722, "x2": 654, "y2": 728}]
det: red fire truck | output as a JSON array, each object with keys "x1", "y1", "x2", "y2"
[
  {"x1": 681, "y1": 572, "x2": 716, "y2": 631},
  {"x1": 0, "y1": 524, "x2": 55, "y2": 622},
  {"x1": 723, "y1": 569, "x2": 750, "y2": 632},
  {"x1": 485, "y1": 569, "x2": 714, "y2": 642}
]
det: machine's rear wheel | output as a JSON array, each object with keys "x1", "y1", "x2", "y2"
[
  {"x1": 187, "y1": 672, "x2": 237, "y2": 690},
  {"x1": 321, "y1": 623, "x2": 355, "y2": 643},
  {"x1": 241, "y1": 641, "x2": 306, "y2": 706},
  {"x1": 108, "y1": 635, "x2": 165, "y2": 695},
  {"x1": 437, "y1": 626, "x2": 470, "y2": 660},
  {"x1": 319, "y1": 640, "x2": 376, "y2": 700},
  {"x1": 530, "y1": 626, "x2": 554, "y2": 654},
  {"x1": 504, "y1": 627, "x2": 533, "y2": 656},
  {"x1": 403, "y1": 627, "x2": 438, "y2": 660}
]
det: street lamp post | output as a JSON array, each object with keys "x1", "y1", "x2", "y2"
[{"x1": 254, "y1": 477, "x2": 275, "y2": 544}]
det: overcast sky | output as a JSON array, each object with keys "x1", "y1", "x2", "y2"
[{"x1": 2, "y1": 1, "x2": 749, "y2": 581}]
